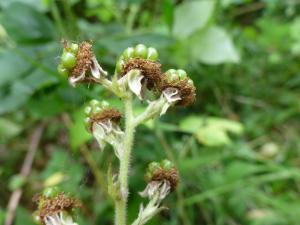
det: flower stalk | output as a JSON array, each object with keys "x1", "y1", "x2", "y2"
[{"x1": 33, "y1": 42, "x2": 196, "y2": 225}]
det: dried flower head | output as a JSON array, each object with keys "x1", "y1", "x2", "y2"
[
  {"x1": 33, "y1": 187, "x2": 80, "y2": 225},
  {"x1": 115, "y1": 44, "x2": 162, "y2": 99},
  {"x1": 84, "y1": 99, "x2": 123, "y2": 152},
  {"x1": 140, "y1": 160, "x2": 179, "y2": 201},
  {"x1": 159, "y1": 69, "x2": 196, "y2": 106},
  {"x1": 57, "y1": 41, "x2": 107, "y2": 86}
]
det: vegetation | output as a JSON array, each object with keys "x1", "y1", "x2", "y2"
[{"x1": 1, "y1": 0, "x2": 300, "y2": 225}]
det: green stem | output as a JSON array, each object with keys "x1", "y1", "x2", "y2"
[{"x1": 115, "y1": 95, "x2": 135, "y2": 225}]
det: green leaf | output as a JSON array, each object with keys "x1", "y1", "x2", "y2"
[
  {"x1": 1, "y1": 2, "x2": 54, "y2": 44},
  {"x1": 179, "y1": 116, "x2": 244, "y2": 146},
  {"x1": 69, "y1": 107, "x2": 92, "y2": 150},
  {"x1": 173, "y1": 0, "x2": 215, "y2": 38},
  {"x1": 0, "y1": 118, "x2": 22, "y2": 142},
  {"x1": 190, "y1": 26, "x2": 240, "y2": 64}
]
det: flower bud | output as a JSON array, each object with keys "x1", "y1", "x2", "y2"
[
  {"x1": 135, "y1": 44, "x2": 148, "y2": 58},
  {"x1": 147, "y1": 47, "x2": 158, "y2": 60}
]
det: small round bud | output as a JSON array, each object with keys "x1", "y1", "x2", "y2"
[
  {"x1": 89, "y1": 99, "x2": 99, "y2": 107},
  {"x1": 123, "y1": 47, "x2": 135, "y2": 60},
  {"x1": 84, "y1": 106, "x2": 92, "y2": 115},
  {"x1": 116, "y1": 59, "x2": 125, "y2": 74},
  {"x1": 43, "y1": 186, "x2": 59, "y2": 198},
  {"x1": 167, "y1": 71, "x2": 178, "y2": 82},
  {"x1": 61, "y1": 52, "x2": 76, "y2": 69},
  {"x1": 187, "y1": 79, "x2": 194, "y2": 86},
  {"x1": 148, "y1": 162, "x2": 161, "y2": 173},
  {"x1": 70, "y1": 43, "x2": 79, "y2": 54},
  {"x1": 32, "y1": 211, "x2": 42, "y2": 224},
  {"x1": 147, "y1": 47, "x2": 158, "y2": 60},
  {"x1": 57, "y1": 64, "x2": 68, "y2": 77},
  {"x1": 135, "y1": 44, "x2": 148, "y2": 58},
  {"x1": 93, "y1": 106, "x2": 102, "y2": 113},
  {"x1": 100, "y1": 100, "x2": 110, "y2": 108},
  {"x1": 161, "y1": 159, "x2": 173, "y2": 170},
  {"x1": 177, "y1": 69, "x2": 187, "y2": 80}
]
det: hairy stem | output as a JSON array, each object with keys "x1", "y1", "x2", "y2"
[{"x1": 115, "y1": 94, "x2": 135, "y2": 225}]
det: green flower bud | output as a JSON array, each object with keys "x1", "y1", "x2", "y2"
[
  {"x1": 116, "y1": 59, "x2": 125, "y2": 74},
  {"x1": 100, "y1": 100, "x2": 110, "y2": 108},
  {"x1": 61, "y1": 51, "x2": 76, "y2": 69},
  {"x1": 135, "y1": 44, "x2": 148, "y2": 58},
  {"x1": 187, "y1": 79, "x2": 194, "y2": 86},
  {"x1": 167, "y1": 71, "x2": 178, "y2": 82},
  {"x1": 43, "y1": 186, "x2": 59, "y2": 198},
  {"x1": 57, "y1": 64, "x2": 69, "y2": 77},
  {"x1": 32, "y1": 211, "x2": 42, "y2": 224},
  {"x1": 89, "y1": 99, "x2": 100, "y2": 107},
  {"x1": 161, "y1": 159, "x2": 173, "y2": 170},
  {"x1": 148, "y1": 162, "x2": 161, "y2": 173},
  {"x1": 70, "y1": 43, "x2": 79, "y2": 54},
  {"x1": 177, "y1": 69, "x2": 187, "y2": 80},
  {"x1": 147, "y1": 47, "x2": 158, "y2": 60},
  {"x1": 84, "y1": 106, "x2": 92, "y2": 115},
  {"x1": 122, "y1": 47, "x2": 135, "y2": 60}
]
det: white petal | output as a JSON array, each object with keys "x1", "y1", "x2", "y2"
[
  {"x1": 68, "y1": 71, "x2": 86, "y2": 87},
  {"x1": 90, "y1": 56, "x2": 107, "y2": 79},
  {"x1": 162, "y1": 87, "x2": 181, "y2": 103}
]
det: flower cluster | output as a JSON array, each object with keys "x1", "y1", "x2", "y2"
[
  {"x1": 140, "y1": 159, "x2": 179, "y2": 201},
  {"x1": 84, "y1": 99, "x2": 123, "y2": 153},
  {"x1": 33, "y1": 187, "x2": 80, "y2": 225},
  {"x1": 57, "y1": 41, "x2": 107, "y2": 86}
]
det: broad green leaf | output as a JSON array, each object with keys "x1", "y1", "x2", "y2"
[
  {"x1": 179, "y1": 116, "x2": 244, "y2": 146},
  {"x1": 69, "y1": 107, "x2": 92, "y2": 150},
  {"x1": 190, "y1": 26, "x2": 240, "y2": 64},
  {"x1": 1, "y1": 2, "x2": 54, "y2": 44},
  {"x1": 173, "y1": 0, "x2": 215, "y2": 38},
  {"x1": 0, "y1": 0, "x2": 47, "y2": 12},
  {"x1": 0, "y1": 118, "x2": 22, "y2": 142}
]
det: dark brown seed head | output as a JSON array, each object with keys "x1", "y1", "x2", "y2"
[
  {"x1": 88, "y1": 108, "x2": 122, "y2": 132},
  {"x1": 71, "y1": 41, "x2": 93, "y2": 77},
  {"x1": 150, "y1": 167, "x2": 179, "y2": 191},
  {"x1": 122, "y1": 58, "x2": 162, "y2": 89},
  {"x1": 159, "y1": 75, "x2": 196, "y2": 106},
  {"x1": 34, "y1": 192, "x2": 80, "y2": 225}
]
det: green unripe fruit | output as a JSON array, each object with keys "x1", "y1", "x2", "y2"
[
  {"x1": 32, "y1": 211, "x2": 41, "y2": 224},
  {"x1": 100, "y1": 100, "x2": 110, "y2": 108},
  {"x1": 116, "y1": 59, "x2": 125, "y2": 74},
  {"x1": 43, "y1": 186, "x2": 59, "y2": 198},
  {"x1": 148, "y1": 162, "x2": 161, "y2": 173},
  {"x1": 167, "y1": 72, "x2": 178, "y2": 82},
  {"x1": 147, "y1": 47, "x2": 158, "y2": 60},
  {"x1": 135, "y1": 44, "x2": 148, "y2": 58},
  {"x1": 161, "y1": 159, "x2": 173, "y2": 170},
  {"x1": 61, "y1": 52, "x2": 76, "y2": 69},
  {"x1": 123, "y1": 47, "x2": 135, "y2": 60},
  {"x1": 70, "y1": 43, "x2": 79, "y2": 54},
  {"x1": 93, "y1": 106, "x2": 102, "y2": 113},
  {"x1": 84, "y1": 117, "x2": 91, "y2": 126},
  {"x1": 177, "y1": 69, "x2": 187, "y2": 80},
  {"x1": 166, "y1": 69, "x2": 176, "y2": 75},
  {"x1": 84, "y1": 106, "x2": 92, "y2": 115},
  {"x1": 187, "y1": 79, "x2": 194, "y2": 86},
  {"x1": 57, "y1": 64, "x2": 69, "y2": 77},
  {"x1": 89, "y1": 99, "x2": 99, "y2": 107}
]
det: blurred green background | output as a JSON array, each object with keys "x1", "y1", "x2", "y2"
[{"x1": 1, "y1": 0, "x2": 300, "y2": 224}]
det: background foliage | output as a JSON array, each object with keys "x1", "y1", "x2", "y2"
[{"x1": 1, "y1": 0, "x2": 300, "y2": 224}]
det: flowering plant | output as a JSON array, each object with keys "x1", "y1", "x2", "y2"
[{"x1": 34, "y1": 41, "x2": 195, "y2": 225}]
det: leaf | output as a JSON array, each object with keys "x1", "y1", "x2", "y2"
[
  {"x1": 0, "y1": 0, "x2": 47, "y2": 12},
  {"x1": 190, "y1": 26, "x2": 240, "y2": 64},
  {"x1": 179, "y1": 116, "x2": 244, "y2": 146},
  {"x1": 9, "y1": 175, "x2": 26, "y2": 191},
  {"x1": 1, "y1": 2, "x2": 54, "y2": 44},
  {"x1": 173, "y1": 0, "x2": 215, "y2": 39},
  {"x1": 69, "y1": 107, "x2": 92, "y2": 150},
  {"x1": 0, "y1": 118, "x2": 22, "y2": 142}
]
